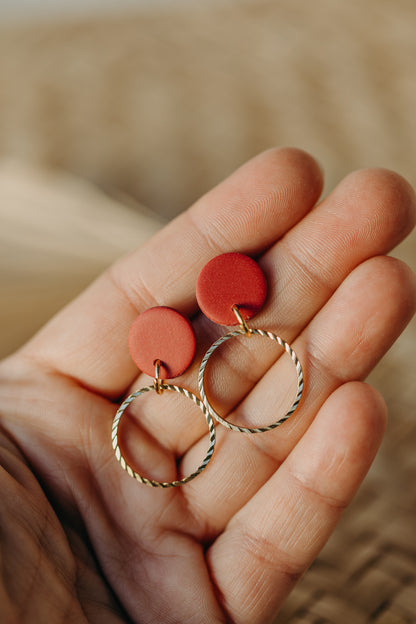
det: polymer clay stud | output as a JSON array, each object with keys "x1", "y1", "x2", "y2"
[
  {"x1": 112, "y1": 306, "x2": 215, "y2": 487},
  {"x1": 196, "y1": 253, "x2": 304, "y2": 433}
]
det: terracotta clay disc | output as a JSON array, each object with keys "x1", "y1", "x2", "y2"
[
  {"x1": 128, "y1": 307, "x2": 196, "y2": 379},
  {"x1": 196, "y1": 253, "x2": 267, "y2": 325}
]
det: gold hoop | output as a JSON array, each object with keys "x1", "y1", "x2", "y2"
[
  {"x1": 112, "y1": 384, "x2": 216, "y2": 487},
  {"x1": 198, "y1": 328, "x2": 304, "y2": 434}
]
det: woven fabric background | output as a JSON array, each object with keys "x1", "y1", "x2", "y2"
[
  {"x1": 0, "y1": 1, "x2": 415, "y2": 622},
  {"x1": 1, "y1": 0, "x2": 416, "y2": 219}
]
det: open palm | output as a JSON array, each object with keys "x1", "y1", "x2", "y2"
[{"x1": 1, "y1": 148, "x2": 415, "y2": 624}]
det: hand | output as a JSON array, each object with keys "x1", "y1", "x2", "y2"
[{"x1": 0, "y1": 148, "x2": 415, "y2": 624}]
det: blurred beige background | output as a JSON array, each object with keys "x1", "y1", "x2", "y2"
[{"x1": 1, "y1": 1, "x2": 415, "y2": 622}]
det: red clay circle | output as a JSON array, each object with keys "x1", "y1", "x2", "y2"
[
  {"x1": 196, "y1": 253, "x2": 267, "y2": 325},
  {"x1": 128, "y1": 307, "x2": 196, "y2": 379}
]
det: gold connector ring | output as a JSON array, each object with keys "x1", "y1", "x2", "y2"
[{"x1": 232, "y1": 305, "x2": 252, "y2": 336}]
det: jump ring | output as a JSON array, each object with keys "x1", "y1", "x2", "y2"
[
  {"x1": 198, "y1": 328, "x2": 304, "y2": 434},
  {"x1": 112, "y1": 384, "x2": 216, "y2": 487},
  {"x1": 232, "y1": 305, "x2": 253, "y2": 336},
  {"x1": 153, "y1": 359, "x2": 164, "y2": 395}
]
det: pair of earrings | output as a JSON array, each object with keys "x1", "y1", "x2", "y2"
[{"x1": 112, "y1": 253, "x2": 304, "y2": 488}]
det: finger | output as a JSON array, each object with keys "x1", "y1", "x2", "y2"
[
  {"x1": 192, "y1": 167, "x2": 416, "y2": 417},
  {"x1": 207, "y1": 381, "x2": 387, "y2": 624},
  {"x1": 180, "y1": 255, "x2": 416, "y2": 537},
  {"x1": 231, "y1": 255, "x2": 416, "y2": 434},
  {"x1": 126, "y1": 168, "x2": 416, "y2": 457},
  {"x1": 21, "y1": 148, "x2": 323, "y2": 396}
]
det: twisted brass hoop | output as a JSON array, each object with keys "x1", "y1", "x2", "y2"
[
  {"x1": 198, "y1": 328, "x2": 304, "y2": 434},
  {"x1": 112, "y1": 384, "x2": 216, "y2": 487}
]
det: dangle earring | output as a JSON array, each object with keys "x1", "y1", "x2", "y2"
[
  {"x1": 112, "y1": 306, "x2": 216, "y2": 487},
  {"x1": 196, "y1": 253, "x2": 304, "y2": 433}
]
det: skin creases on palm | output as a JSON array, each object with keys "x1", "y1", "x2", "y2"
[{"x1": 0, "y1": 148, "x2": 415, "y2": 624}]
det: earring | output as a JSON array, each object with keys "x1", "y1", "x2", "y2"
[
  {"x1": 196, "y1": 253, "x2": 303, "y2": 433},
  {"x1": 112, "y1": 306, "x2": 216, "y2": 487}
]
